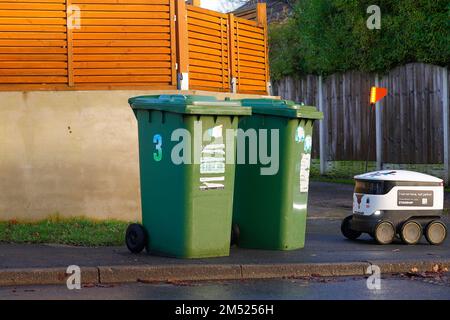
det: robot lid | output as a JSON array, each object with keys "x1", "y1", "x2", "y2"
[{"x1": 354, "y1": 170, "x2": 443, "y2": 183}]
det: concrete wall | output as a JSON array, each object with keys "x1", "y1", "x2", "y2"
[{"x1": 0, "y1": 90, "x2": 275, "y2": 222}]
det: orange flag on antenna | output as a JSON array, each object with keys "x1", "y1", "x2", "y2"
[{"x1": 370, "y1": 87, "x2": 388, "y2": 104}]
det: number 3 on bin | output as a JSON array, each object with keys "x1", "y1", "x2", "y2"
[{"x1": 153, "y1": 134, "x2": 162, "y2": 162}]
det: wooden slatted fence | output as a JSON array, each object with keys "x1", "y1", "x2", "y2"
[
  {"x1": 0, "y1": 0, "x2": 270, "y2": 93},
  {"x1": 232, "y1": 16, "x2": 268, "y2": 94},
  {"x1": 187, "y1": 5, "x2": 230, "y2": 92},
  {"x1": 0, "y1": 0, "x2": 68, "y2": 88},
  {"x1": 185, "y1": 4, "x2": 269, "y2": 94},
  {"x1": 275, "y1": 64, "x2": 449, "y2": 165},
  {"x1": 71, "y1": 0, "x2": 176, "y2": 89}
]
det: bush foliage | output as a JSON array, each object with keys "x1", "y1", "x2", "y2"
[{"x1": 269, "y1": 0, "x2": 450, "y2": 80}]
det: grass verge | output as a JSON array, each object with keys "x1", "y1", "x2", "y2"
[{"x1": 0, "y1": 217, "x2": 130, "y2": 246}]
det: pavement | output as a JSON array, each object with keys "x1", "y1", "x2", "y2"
[{"x1": 0, "y1": 182, "x2": 449, "y2": 287}]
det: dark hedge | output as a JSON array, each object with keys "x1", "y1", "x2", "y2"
[{"x1": 269, "y1": 0, "x2": 450, "y2": 80}]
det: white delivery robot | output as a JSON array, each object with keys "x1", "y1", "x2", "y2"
[{"x1": 341, "y1": 170, "x2": 447, "y2": 245}]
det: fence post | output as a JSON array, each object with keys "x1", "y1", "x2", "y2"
[
  {"x1": 375, "y1": 74, "x2": 383, "y2": 170},
  {"x1": 169, "y1": 0, "x2": 177, "y2": 87},
  {"x1": 256, "y1": 2, "x2": 267, "y2": 26},
  {"x1": 176, "y1": 0, "x2": 189, "y2": 90},
  {"x1": 318, "y1": 75, "x2": 328, "y2": 175},
  {"x1": 256, "y1": 3, "x2": 271, "y2": 95},
  {"x1": 66, "y1": 0, "x2": 74, "y2": 87},
  {"x1": 228, "y1": 13, "x2": 237, "y2": 93},
  {"x1": 443, "y1": 67, "x2": 449, "y2": 185}
]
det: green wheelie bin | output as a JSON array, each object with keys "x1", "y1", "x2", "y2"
[
  {"x1": 127, "y1": 95, "x2": 251, "y2": 258},
  {"x1": 232, "y1": 99, "x2": 323, "y2": 250}
]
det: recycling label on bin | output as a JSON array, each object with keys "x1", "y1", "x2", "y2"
[
  {"x1": 200, "y1": 125, "x2": 226, "y2": 191},
  {"x1": 296, "y1": 126, "x2": 306, "y2": 143},
  {"x1": 300, "y1": 153, "x2": 311, "y2": 193},
  {"x1": 397, "y1": 190, "x2": 434, "y2": 207}
]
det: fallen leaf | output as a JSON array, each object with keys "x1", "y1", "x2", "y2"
[
  {"x1": 166, "y1": 279, "x2": 195, "y2": 287},
  {"x1": 432, "y1": 264, "x2": 440, "y2": 273},
  {"x1": 137, "y1": 279, "x2": 159, "y2": 284},
  {"x1": 410, "y1": 267, "x2": 419, "y2": 273},
  {"x1": 97, "y1": 284, "x2": 115, "y2": 288}
]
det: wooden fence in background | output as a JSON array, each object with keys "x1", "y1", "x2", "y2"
[
  {"x1": 0, "y1": 0, "x2": 270, "y2": 94},
  {"x1": 274, "y1": 63, "x2": 449, "y2": 167}
]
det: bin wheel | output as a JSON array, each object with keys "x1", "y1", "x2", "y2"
[
  {"x1": 425, "y1": 220, "x2": 447, "y2": 245},
  {"x1": 374, "y1": 221, "x2": 395, "y2": 245},
  {"x1": 125, "y1": 223, "x2": 147, "y2": 254},
  {"x1": 230, "y1": 224, "x2": 240, "y2": 246},
  {"x1": 400, "y1": 220, "x2": 422, "y2": 245},
  {"x1": 341, "y1": 215, "x2": 362, "y2": 240}
]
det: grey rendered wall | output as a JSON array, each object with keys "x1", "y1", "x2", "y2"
[{"x1": 0, "y1": 90, "x2": 275, "y2": 221}]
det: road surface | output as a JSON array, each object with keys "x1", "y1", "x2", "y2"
[{"x1": 1, "y1": 273, "x2": 449, "y2": 300}]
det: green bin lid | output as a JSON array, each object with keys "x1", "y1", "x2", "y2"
[
  {"x1": 239, "y1": 98, "x2": 323, "y2": 120},
  {"x1": 129, "y1": 95, "x2": 251, "y2": 116}
]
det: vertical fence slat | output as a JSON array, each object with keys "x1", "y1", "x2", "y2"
[
  {"x1": 236, "y1": 20, "x2": 241, "y2": 93},
  {"x1": 220, "y1": 17, "x2": 225, "y2": 90},
  {"x1": 318, "y1": 75, "x2": 327, "y2": 174},
  {"x1": 66, "y1": 0, "x2": 74, "y2": 86},
  {"x1": 228, "y1": 13, "x2": 237, "y2": 93},
  {"x1": 375, "y1": 74, "x2": 383, "y2": 170},
  {"x1": 258, "y1": 2, "x2": 270, "y2": 94},
  {"x1": 443, "y1": 67, "x2": 449, "y2": 184},
  {"x1": 170, "y1": 0, "x2": 177, "y2": 86},
  {"x1": 176, "y1": 0, "x2": 189, "y2": 90}
]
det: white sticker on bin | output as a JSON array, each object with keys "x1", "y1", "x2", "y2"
[
  {"x1": 200, "y1": 130, "x2": 226, "y2": 190},
  {"x1": 300, "y1": 153, "x2": 311, "y2": 193},
  {"x1": 200, "y1": 177, "x2": 225, "y2": 182}
]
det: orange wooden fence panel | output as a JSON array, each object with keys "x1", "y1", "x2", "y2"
[
  {"x1": 0, "y1": 0, "x2": 68, "y2": 87},
  {"x1": 233, "y1": 17, "x2": 268, "y2": 95},
  {"x1": 187, "y1": 5, "x2": 230, "y2": 92},
  {"x1": 186, "y1": 5, "x2": 269, "y2": 95},
  {"x1": 71, "y1": 0, "x2": 176, "y2": 89},
  {"x1": 0, "y1": 0, "x2": 269, "y2": 93}
]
